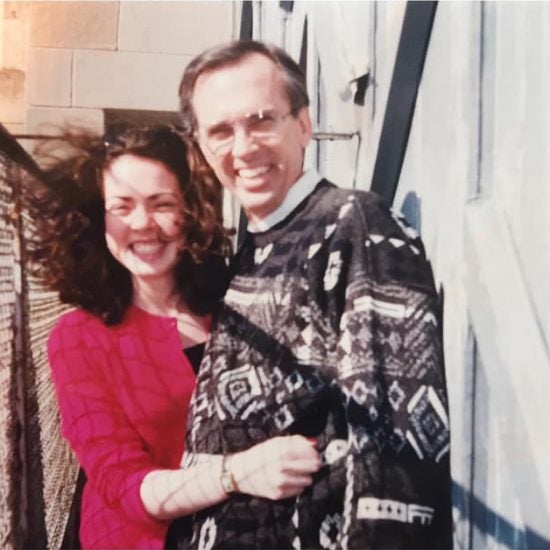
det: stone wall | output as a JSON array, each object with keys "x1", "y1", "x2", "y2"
[
  {"x1": 0, "y1": 1, "x2": 30, "y2": 134},
  {"x1": 1, "y1": 1, "x2": 235, "y2": 135}
]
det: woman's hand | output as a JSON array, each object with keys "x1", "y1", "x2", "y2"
[
  {"x1": 141, "y1": 435, "x2": 321, "y2": 520},
  {"x1": 231, "y1": 435, "x2": 322, "y2": 500}
]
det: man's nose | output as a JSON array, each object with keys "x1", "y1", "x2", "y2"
[
  {"x1": 128, "y1": 205, "x2": 154, "y2": 230},
  {"x1": 230, "y1": 125, "x2": 258, "y2": 157}
]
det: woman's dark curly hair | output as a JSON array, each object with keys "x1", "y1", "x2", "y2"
[{"x1": 26, "y1": 125, "x2": 233, "y2": 325}]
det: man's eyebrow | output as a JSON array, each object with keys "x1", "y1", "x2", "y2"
[{"x1": 206, "y1": 119, "x2": 232, "y2": 131}]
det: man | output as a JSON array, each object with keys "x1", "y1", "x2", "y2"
[{"x1": 177, "y1": 40, "x2": 452, "y2": 549}]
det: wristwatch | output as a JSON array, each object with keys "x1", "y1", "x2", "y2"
[{"x1": 220, "y1": 454, "x2": 238, "y2": 494}]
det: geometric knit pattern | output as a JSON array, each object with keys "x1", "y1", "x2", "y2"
[{"x1": 176, "y1": 180, "x2": 452, "y2": 549}]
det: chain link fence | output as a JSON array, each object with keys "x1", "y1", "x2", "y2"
[
  {"x1": 0, "y1": 128, "x2": 77, "y2": 549},
  {"x1": 0, "y1": 158, "x2": 21, "y2": 549}
]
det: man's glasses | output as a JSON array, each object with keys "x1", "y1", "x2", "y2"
[{"x1": 195, "y1": 109, "x2": 295, "y2": 157}]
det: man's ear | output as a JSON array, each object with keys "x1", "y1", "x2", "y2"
[{"x1": 296, "y1": 106, "x2": 313, "y2": 148}]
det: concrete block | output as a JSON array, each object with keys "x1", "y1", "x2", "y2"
[
  {"x1": 118, "y1": 1, "x2": 233, "y2": 55},
  {"x1": 2, "y1": 1, "x2": 29, "y2": 19},
  {"x1": 27, "y1": 48, "x2": 72, "y2": 107},
  {"x1": 30, "y1": 1, "x2": 118, "y2": 50},
  {"x1": 2, "y1": 122, "x2": 25, "y2": 135},
  {"x1": 73, "y1": 50, "x2": 192, "y2": 111},
  {"x1": 26, "y1": 106, "x2": 104, "y2": 136},
  {"x1": 1, "y1": 4, "x2": 31, "y2": 70},
  {"x1": 0, "y1": 67, "x2": 25, "y2": 123}
]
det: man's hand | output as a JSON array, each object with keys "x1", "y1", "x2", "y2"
[{"x1": 232, "y1": 435, "x2": 321, "y2": 500}]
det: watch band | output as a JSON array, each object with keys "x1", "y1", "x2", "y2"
[{"x1": 220, "y1": 454, "x2": 238, "y2": 494}]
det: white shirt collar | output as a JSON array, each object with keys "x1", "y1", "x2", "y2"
[{"x1": 247, "y1": 168, "x2": 323, "y2": 233}]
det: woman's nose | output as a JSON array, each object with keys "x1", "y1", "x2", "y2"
[{"x1": 128, "y1": 205, "x2": 154, "y2": 230}]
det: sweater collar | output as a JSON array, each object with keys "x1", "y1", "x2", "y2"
[{"x1": 247, "y1": 169, "x2": 323, "y2": 233}]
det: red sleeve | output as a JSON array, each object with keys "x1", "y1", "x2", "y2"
[{"x1": 47, "y1": 311, "x2": 165, "y2": 526}]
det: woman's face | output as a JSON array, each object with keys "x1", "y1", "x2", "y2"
[{"x1": 103, "y1": 154, "x2": 185, "y2": 285}]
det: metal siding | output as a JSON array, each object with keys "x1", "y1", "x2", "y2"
[{"x1": 254, "y1": 0, "x2": 550, "y2": 546}]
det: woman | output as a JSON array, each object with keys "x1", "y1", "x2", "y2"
[{"x1": 27, "y1": 126, "x2": 321, "y2": 549}]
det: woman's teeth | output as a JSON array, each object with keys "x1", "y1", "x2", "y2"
[{"x1": 132, "y1": 242, "x2": 163, "y2": 254}]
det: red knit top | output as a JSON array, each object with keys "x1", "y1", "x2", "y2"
[{"x1": 47, "y1": 305, "x2": 198, "y2": 549}]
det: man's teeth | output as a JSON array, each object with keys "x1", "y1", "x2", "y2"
[
  {"x1": 132, "y1": 242, "x2": 163, "y2": 254},
  {"x1": 238, "y1": 165, "x2": 270, "y2": 178}
]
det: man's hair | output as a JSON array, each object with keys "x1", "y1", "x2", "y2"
[{"x1": 179, "y1": 39, "x2": 310, "y2": 134}]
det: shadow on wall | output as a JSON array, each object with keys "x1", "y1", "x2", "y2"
[
  {"x1": 453, "y1": 481, "x2": 550, "y2": 549},
  {"x1": 400, "y1": 191, "x2": 422, "y2": 233}
]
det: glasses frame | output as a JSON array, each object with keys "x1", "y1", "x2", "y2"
[{"x1": 194, "y1": 108, "x2": 296, "y2": 157}]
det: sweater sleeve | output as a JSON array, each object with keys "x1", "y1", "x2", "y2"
[
  {"x1": 47, "y1": 311, "x2": 165, "y2": 527},
  {"x1": 321, "y1": 192, "x2": 452, "y2": 549}
]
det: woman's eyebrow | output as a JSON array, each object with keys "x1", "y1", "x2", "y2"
[
  {"x1": 106, "y1": 192, "x2": 179, "y2": 202},
  {"x1": 105, "y1": 195, "x2": 132, "y2": 202},
  {"x1": 147, "y1": 193, "x2": 180, "y2": 200}
]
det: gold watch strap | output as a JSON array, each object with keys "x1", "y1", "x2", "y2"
[{"x1": 220, "y1": 454, "x2": 238, "y2": 494}]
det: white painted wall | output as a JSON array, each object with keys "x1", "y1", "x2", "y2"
[{"x1": 254, "y1": 1, "x2": 550, "y2": 547}]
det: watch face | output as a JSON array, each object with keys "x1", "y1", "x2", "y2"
[
  {"x1": 221, "y1": 472, "x2": 235, "y2": 493},
  {"x1": 221, "y1": 456, "x2": 237, "y2": 493}
]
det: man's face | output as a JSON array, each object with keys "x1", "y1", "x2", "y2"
[{"x1": 191, "y1": 53, "x2": 312, "y2": 224}]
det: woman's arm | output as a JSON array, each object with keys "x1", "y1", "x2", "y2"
[
  {"x1": 140, "y1": 435, "x2": 321, "y2": 520},
  {"x1": 48, "y1": 312, "x2": 167, "y2": 526},
  {"x1": 49, "y1": 312, "x2": 320, "y2": 524}
]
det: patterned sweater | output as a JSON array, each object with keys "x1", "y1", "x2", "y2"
[{"x1": 178, "y1": 180, "x2": 452, "y2": 549}]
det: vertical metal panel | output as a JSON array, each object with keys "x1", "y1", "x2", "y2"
[
  {"x1": 252, "y1": 1, "x2": 550, "y2": 547},
  {"x1": 464, "y1": 200, "x2": 550, "y2": 543},
  {"x1": 472, "y1": 1, "x2": 496, "y2": 199},
  {"x1": 370, "y1": 1, "x2": 438, "y2": 206},
  {"x1": 491, "y1": 1, "x2": 550, "y2": 351},
  {"x1": 240, "y1": 0, "x2": 253, "y2": 39}
]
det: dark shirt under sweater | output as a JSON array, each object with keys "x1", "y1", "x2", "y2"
[
  {"x1": 176, "y1": 180, "x2": 452, "y2": 549},
  {"x1": 184, "y1": 342, "x2": 205, "y2": 375}
]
